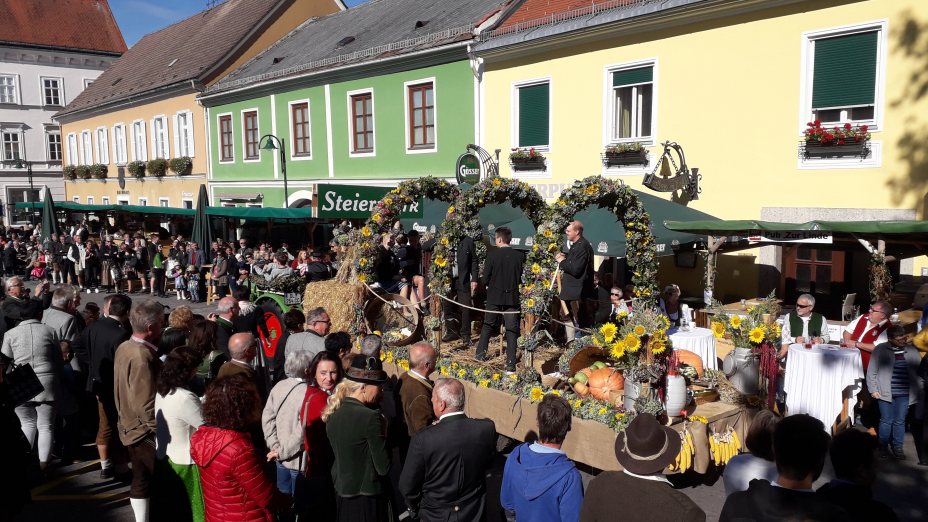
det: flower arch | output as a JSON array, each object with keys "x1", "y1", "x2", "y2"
[
  {"x1": 428, "y1": 177, "x2": 548, "y2": 297},
  {"x1": 356, "y1": 176, "x2": 460, "y2": 284},
  {"x1": 521, "y1": 175, "x2": 659, "y2": 316}
]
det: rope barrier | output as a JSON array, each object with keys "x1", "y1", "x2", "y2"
[{"x1": 435, "y1": 292, "x2": 522, "y2": 315}]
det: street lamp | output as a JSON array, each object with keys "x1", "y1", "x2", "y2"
[
  {"x1": 260, "y1": 134, "x2": 288, "y2": 208},
  {"x1": 1, "y1": 154, "x2": 36, "y2": 226}
]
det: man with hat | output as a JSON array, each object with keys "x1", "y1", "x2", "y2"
[
  {"x1": 305, "y1": 249, "x2": 334, "y2": 282},
  {"x1": 580, "y1": 413, "x2": 704, "y2": 521},
  {"x1": 399, "y1": 377, "x2": 497, "y2": 521}
]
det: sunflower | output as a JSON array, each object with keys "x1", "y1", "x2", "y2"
[
  {"x1": 398, "y1": 359, "x2": 410, "y2": 371},
  {"x1": 548, "y1": 243, "x2": 559, "y2": 252},
  {"x1": 509, "y1": 373, "x2": 519, "y2": 381},
  {"x1": 384, "y1": 198, "x2": 393, "y2": 206},
  {"x1": 447, "y1": 206, "x2": 455, "y2": 214},
  {"x1": 633, "y1": 325, "x2": 646, "y2": 336},
  {"x1": 479, "y1": 380, "x2": 490, "y2": 388},
  {"x1": 358, "y1": 274, "x2": 367, "y2": 283},
  {"x1": 361, "y1": 226, "x2": 372, "y2": 237},
  {"x1": 748, "y1": 327, "x2": 765, "y2": 344},
  {"x1": 531, "y1": 263, "x2": 541, "y2": 274},
  {"x1": 615, "y1": 412, "x2": 626, "y2": 420},
  {"x1": 547, "y1": 390, "x2": 561, "y2": 397},
  {"x1": 379, "y1": 351, "x2": 386, "y2": 361},
  {"x1": 710, "y1": 321, "x2": 726, "y2": 338},
  {"x1": 585, "y1": 185, "x2": 598, "y2": 195},
  {"x1": 492, "y1": 373, "x2": 501, "y2": 381},
  {"x1": 729, "y1": 315, "x2": 742, "y2": 329},
  {"x1": 597, "y1": 407, "x2": 608, "y2": 415},
  {"x1": 600, "y1": 323, "x2": 618, "y2": 343},
  {"x1": 440, "y1": 237, "x2": 449, "y2": 246},
  {"x1": 651, "y1": 342, "x2": 667, "y2": 355},
  {"x1": 525, "y1": 298, "x2": 536, "y2": 308},
  {"x1": 372, "y1": 213, "x2": 382, "y2": 223},
  {"x1": 532, "y1": 245, "x2": 539, "y2": 252},
  {"x1": 385, "y1": 352, "x2": 394, "y2": 363},
  {"x1": 492, "y1": 178, "x2": 502, "y2": 187},
  {"x1": 625, "y1": 334, "x2": 641, "y2": 352},
  {"x1": 434, "y1": 256, "x2": 447, "y2": 268},
  {"x1": 358, "y1": 258, "x2": 368, "y2": 267},
  {"x1": 557, "y1": 198, "x2": 567, "y2": 207},
  {"x1": 473, "y1": 367, "x2": 483, "y2": 377},
  {"x1": 572, "y1": 399, "x2": 582, "y2": 410},
  {"x1": 457, "y1": 368, "x2": 466, "y2": 378},
  {"x1": 529, "y1": 387, "x2": 544, "y2": 402},
  {"x1": 439, "y1": 366, "x2": 449, "y2": 376},
  {"x1": 450, "y1": 362, "x2": 458, "y2": 370},
  {"x1": 610, "y1": 341, "x2": 626, "y2": 359},
  {"x1": 543, "y1": 229, "x2": 553, "y2": 238}
]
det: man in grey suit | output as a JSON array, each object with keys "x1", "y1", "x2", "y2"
[
  {"x1": 284, "y1": 306, "x2": 330, "y2": 359},
  {"x1": 41, "y1": 285, "x2": 85, "y2": 345}
]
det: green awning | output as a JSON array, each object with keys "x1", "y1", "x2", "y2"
[
  {"x1": 16, "y1": 201, "x2": 314, "y2": 220},
  {"x1": 662, "y1": 219, "x2": 928, "y2": 236},
  {"x1": 206, "y1": 206, "x2": 314, "y2": 220},
  {"x1": 117, "y1": 205, "x2": 196, "y2": 216},
  {"x1": 400, "y1": 198, "x2": 449, "y2": 234},
  {"x1": 16, "y1": 201, "x2": 113, "y2": 212}
]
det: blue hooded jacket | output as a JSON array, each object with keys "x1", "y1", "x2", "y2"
[{"x1": 500, "y1": 442, "x2": 583, "y2": 522}]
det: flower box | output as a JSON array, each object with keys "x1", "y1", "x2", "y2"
[
  {"x1": 510, "y1": 157, "x2": 547, "y2": 171},
  {"x1": 803, "y1": 140, "x2": 869, "y2": 159},
  {"x1": 603, "y1": 150, "x2": 649, "y2": 167},
  {"x1": 803, "y1": 120, "x2": 871, "y2": 159}
]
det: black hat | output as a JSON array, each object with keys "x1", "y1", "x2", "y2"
[
  {"x1": 345, "y1": 355, "x2": 387, "y2": 385},
  {"x1": 310, "y1": 249, "x2": 326, "y2": 258},
  {"x1": 615, "y1": 413, "x2": 681, "y2": 475}
]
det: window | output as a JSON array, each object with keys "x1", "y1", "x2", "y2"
[
  {"x1": 131, "y1": 120, "x2": 147, "y2": 161},
  {"x1": 159, "y1": 198, "x2": 169, "y2": 207},
  {"x1": 611, "y1": 66, "x2": 654, "y2": 141},
  {"x1": 290, "y1": 102, "x2": 311, "y2": 157},
  {"x1": 41, "y1": 77, "x2": 63, "y2": 106},
  {"x1": 96, "y1": 127, "x2": 109, "y2": 164},
  {"x1": 182, "y1": 199, "x2": 193, "y2": 209},
  {"x1": 81, "y1": 130, "x2": 93, "y2": 164},
  {"x1": 84, "y1": 79, "x2": 93, "y2": 89},
  {"x1": 2, "y1": 131, "x2": 22, "y2": 161},
  {"x1": 515, "y1": 82, "x2": 550, "y2": 148},
  {"x1": 0, "y1": 75, "x2": 17, "y2": 104},
  {"x1": 87, "y1": 196, "x2": 94, "y2": 205},
  {"x1": 117, "y1": 198, "x2": 129, "y2": 206},
  {"x1": 807, "y1": 28, "x2": 881, "y2": 125},
  {"x1": 350, "y1": 92, "x2": 374, "y2": 153},
  {"x1": 46, "y1": 130, "x2": 62, "y2": 162},
  {"x1": 7, "y1": 187, "x2": 40, "y2": 223},
  {"x1": 73, "y1": 196, "x2": 80, "y2": 203},
  {"x1": 242, "y1": 110, "x2": 259, "y2": 160},
  {"x1": 113, "y1": 124, "x2": 127, "y2": 164},
  {"x1": 102, "y1": 196, "x2": 110, "y2": 205},
  {"x1": 407, "y1": 82, "x2": 435, "y2": 149},
  {"x1": 66, "y1": 133, "x2": 78, "y2": 164},
  {"x1": 174, "y1": 111, "x2": 195, "y2": 157},
  {"x1": 218, "y1": 114, "x2": 233, "y2": 162},
  {"x1": 151, "y1": 116, "x2": 169, "y2": 159},
  {"x1": 138, "y1": 197, "x2": 148, "y2": 206}
]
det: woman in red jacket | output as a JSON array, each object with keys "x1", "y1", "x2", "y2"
[
  {"x1": 300, "y1": 351, "x2": 344, "y2": 520},
  {"x1": 191, "y1": 374, "x2": 287, "y2": 522}
]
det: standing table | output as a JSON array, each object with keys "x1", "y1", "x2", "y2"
[
  {"x1": 783, "y1": 343, "x2": 863, "y2": 430},
  {"x1": 670, "y1": 327, "x2": 718, "y2": 370}
]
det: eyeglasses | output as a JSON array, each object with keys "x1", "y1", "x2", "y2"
[
  {"x1": 796, "y1": 304, "x2": 812, "y2": 309},
  {"x1": 610, "y1": 293, "x2": 622, "y2": 297},
  {"x1": 869, "y1": 308, "x2": 886, "y2": 315}
]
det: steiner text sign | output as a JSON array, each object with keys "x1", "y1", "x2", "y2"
[{"x1": 316, "y1": 184, "x2": 423, "y2": 219}]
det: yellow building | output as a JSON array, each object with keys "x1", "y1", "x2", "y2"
[
  {"x1": 54, "y1": 0, "x2": 346, "y2": 212},
  {"x1": 476, "y1": 0, "x2": 928, "y2": 313}
]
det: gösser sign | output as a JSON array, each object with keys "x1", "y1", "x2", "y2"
[
  {"x1": 455, "y1": 152, "x2": 481, "y2": 185},
  {"x1": 316, "y1": 184, "x2": 423, "y2": 219}
]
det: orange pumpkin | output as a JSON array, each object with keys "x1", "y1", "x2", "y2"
[
  {"x1": 586, "y1": 368, "x2": 625, "y2": 401},
  {"x1": 675, "y1": 349, "x2": 704, "y2": 378}
]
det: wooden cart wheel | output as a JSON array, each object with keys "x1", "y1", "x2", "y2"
[{"x1": 364, "y1": 292, "x2": 423, "y2": 347}]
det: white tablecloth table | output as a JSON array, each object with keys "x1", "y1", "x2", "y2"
[
  {"x1": 783, "y1": 344, "x2": 864, "y2": 429},
  {"x1": 670, "y1": 327, "x2": 718, "y2": 370}
]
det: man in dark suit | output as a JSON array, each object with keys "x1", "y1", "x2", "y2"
[
  {"x1": 442, "y1": 235, "x2": 479, "y2": 346},
  {"x1": 214, "y1": 296, "x2": 239, "y2": 358},
  {"x1": 474, "y1": 227, "x2": 523, "y2": 371},
  {"x1": 399, "y1": 378, "x2": 496, "y2": 522},
  {"x1": 73, "y1": 293, "x2": 132, "y2": 479},
  {"x1": 555, "y1": 220, "x2": 595, "y2": 338}
]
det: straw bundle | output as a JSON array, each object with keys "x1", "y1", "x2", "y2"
[{"x1": 303, "y1": 280, "x2": 365, "y2": 333}]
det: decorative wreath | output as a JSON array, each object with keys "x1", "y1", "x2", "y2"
[
  {"x1": 521, "y1": 175, "x2": 659, "y2": 316},
  {"x1": 355, "y1": 176, "x2": 460, "y2": 284},
  {"x1": 428, "y1": 177, "x2": 548, "y2": 297}
]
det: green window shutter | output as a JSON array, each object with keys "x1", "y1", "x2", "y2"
[
  {"x1": 613, "y1": 66, "x2": 653, "y2": 87},
  {"x1": 812, "y1": 31, "x2": 878, "y2": 109},
  {"x1": 518, "y1": 83, "x2": 549, "y2": 147}
]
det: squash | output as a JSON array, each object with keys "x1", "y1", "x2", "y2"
[
  {"x1": 586, "y1": 367, "x2": 625, "y2": 401},
  {"x1": 675, "y1": 349, "x2": 704, "y2": 378}
]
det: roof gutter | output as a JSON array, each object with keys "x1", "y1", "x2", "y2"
[{"x1": 54, "y1": 81, "x2": 197, "y2": 122}]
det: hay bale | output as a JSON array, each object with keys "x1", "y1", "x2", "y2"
[{"x1": 303, "y1": 280, "x2": 364, "y2": 333}]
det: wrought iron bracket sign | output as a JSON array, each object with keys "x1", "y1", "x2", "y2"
[
  {"x1": 455, "y1": 152, "x2": 482, "y2": 185},
  {"x1": 465, "y1": 144, "x2": 500, "y2": 180},
  {"x1": 642, "y1": 141, "x2": 701, "y2": 201}
]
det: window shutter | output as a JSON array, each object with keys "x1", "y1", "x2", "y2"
[
  {"x1": 186, "y1": 112, "x2": 196, "y2": 158},
  {"x1": 518, "y1": 83, "x2": 549, "y2": 147},
  {"x1": 812, "y1": 31, "x2": 877, "y2": 109},
  {"x1": 172, "y1": 114, "x2": 181, "y2": 157},
  {"x1": 612, "y1": 66, "x2": 653, "y2": 87}
]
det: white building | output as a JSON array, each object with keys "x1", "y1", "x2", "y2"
[{"x1": 0, "y1": 0, "x2": 125, "y2": 228}]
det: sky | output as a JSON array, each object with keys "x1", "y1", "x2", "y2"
[{"x1": 111, "y1": 0, "x2": 368, "y2": 48}]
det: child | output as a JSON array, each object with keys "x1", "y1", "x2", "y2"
[
  {"x1": 186, "y1": 265, "x2": 200, "y2": 302},
  {"x1": 30, "y1": 250, "x2": 47, "y2": 281},
  {"x1": 169, "y1": 259, "x2": 187, "y2": 300}
]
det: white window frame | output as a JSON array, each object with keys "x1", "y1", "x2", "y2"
[
  {"x1": 117, "y1": 197, "x2": 129, "y2": 206},
  {"x1": 40, "y1": 76, "x2": 64, "y2": 107},
  {"x1": 66, "y1": 132, "x2": 78, "y2": 164},
  {"x1": 241, "y1": 108, "x2": 260, "y2": 163},
  {"x1": 798, "y1": 20, "x2": 887, "y2": 134},
  {"x1": 102, "y1": 196, "x2": 111, "y2": 205},
  {"x1": 1, "y1": 129, "x2": 23, "y2": 161},
  {"x1": 287, "y1": 99, "x2": 312, "y2": 161},
  {"x1": 73, "y1": 196, "x2": 80, "y2": 203},
  {"x1": 46, "y1": 128, "x2": 62, "y2": 162},
  {"x1": 150, "y1": 115, "x2": 169, "y2": 159},
  {"x1": 346, "y1": 88, "x2": 376, "y2": 158},
  {"x1": 0, "y1": 74, "x2": 19, "y2": 104},
  {"x1": 112, "y1": 123, "x2": 128, "y2": 165},
  {"x1": 87, "y1": 196, "x2": 94, "y2": 205},
  {"x1": 159, "y1": 197, "x2": 170, "y2": 207},
  {"x1": 604, "y1": 59, "x2": 658, "y2": 146},
  {"x1": 510, "y1": 77, "x2": 553, "y2": 153},
  {"x1": 182, "y1": 198, "x2": 194, "y2": 209},
  {"x1": 216, "y1": 112, "x2": 234, "y2": 164},
  {"x1": 95, "y1": 126, "x2": 109, "y2": 164},
  {"x1": 138, "y1": 197, "x2": 148, "y2": 206},
  {"x1": 173, "y1": 110, "x2": 195, "y2": 158},
  {"x1": 83, "y1": 78, "x2": 94, "y2": 89},
  {"x1": 403, "y1": 77, "x2": 438, "y2": 154},
  {"x1": 80, "y1": 130, "x2": 93, "y2": 164},
  {"x1": 131, "y1": 119, "x2": 147, "y2": 162}
]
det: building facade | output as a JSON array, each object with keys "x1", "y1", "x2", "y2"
[
  {"x1": 476, "y1": 0, "x2": 928, "y2": 312},
  {"x1": 54, "y1": 0, "x2": 346, "y2": 213},
  {"x1": 0, "y1": 0, "x2": 125, "y2": 226},
  {"x1": 200, "y1": 0, "x2": 511, "y2": 209}
]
